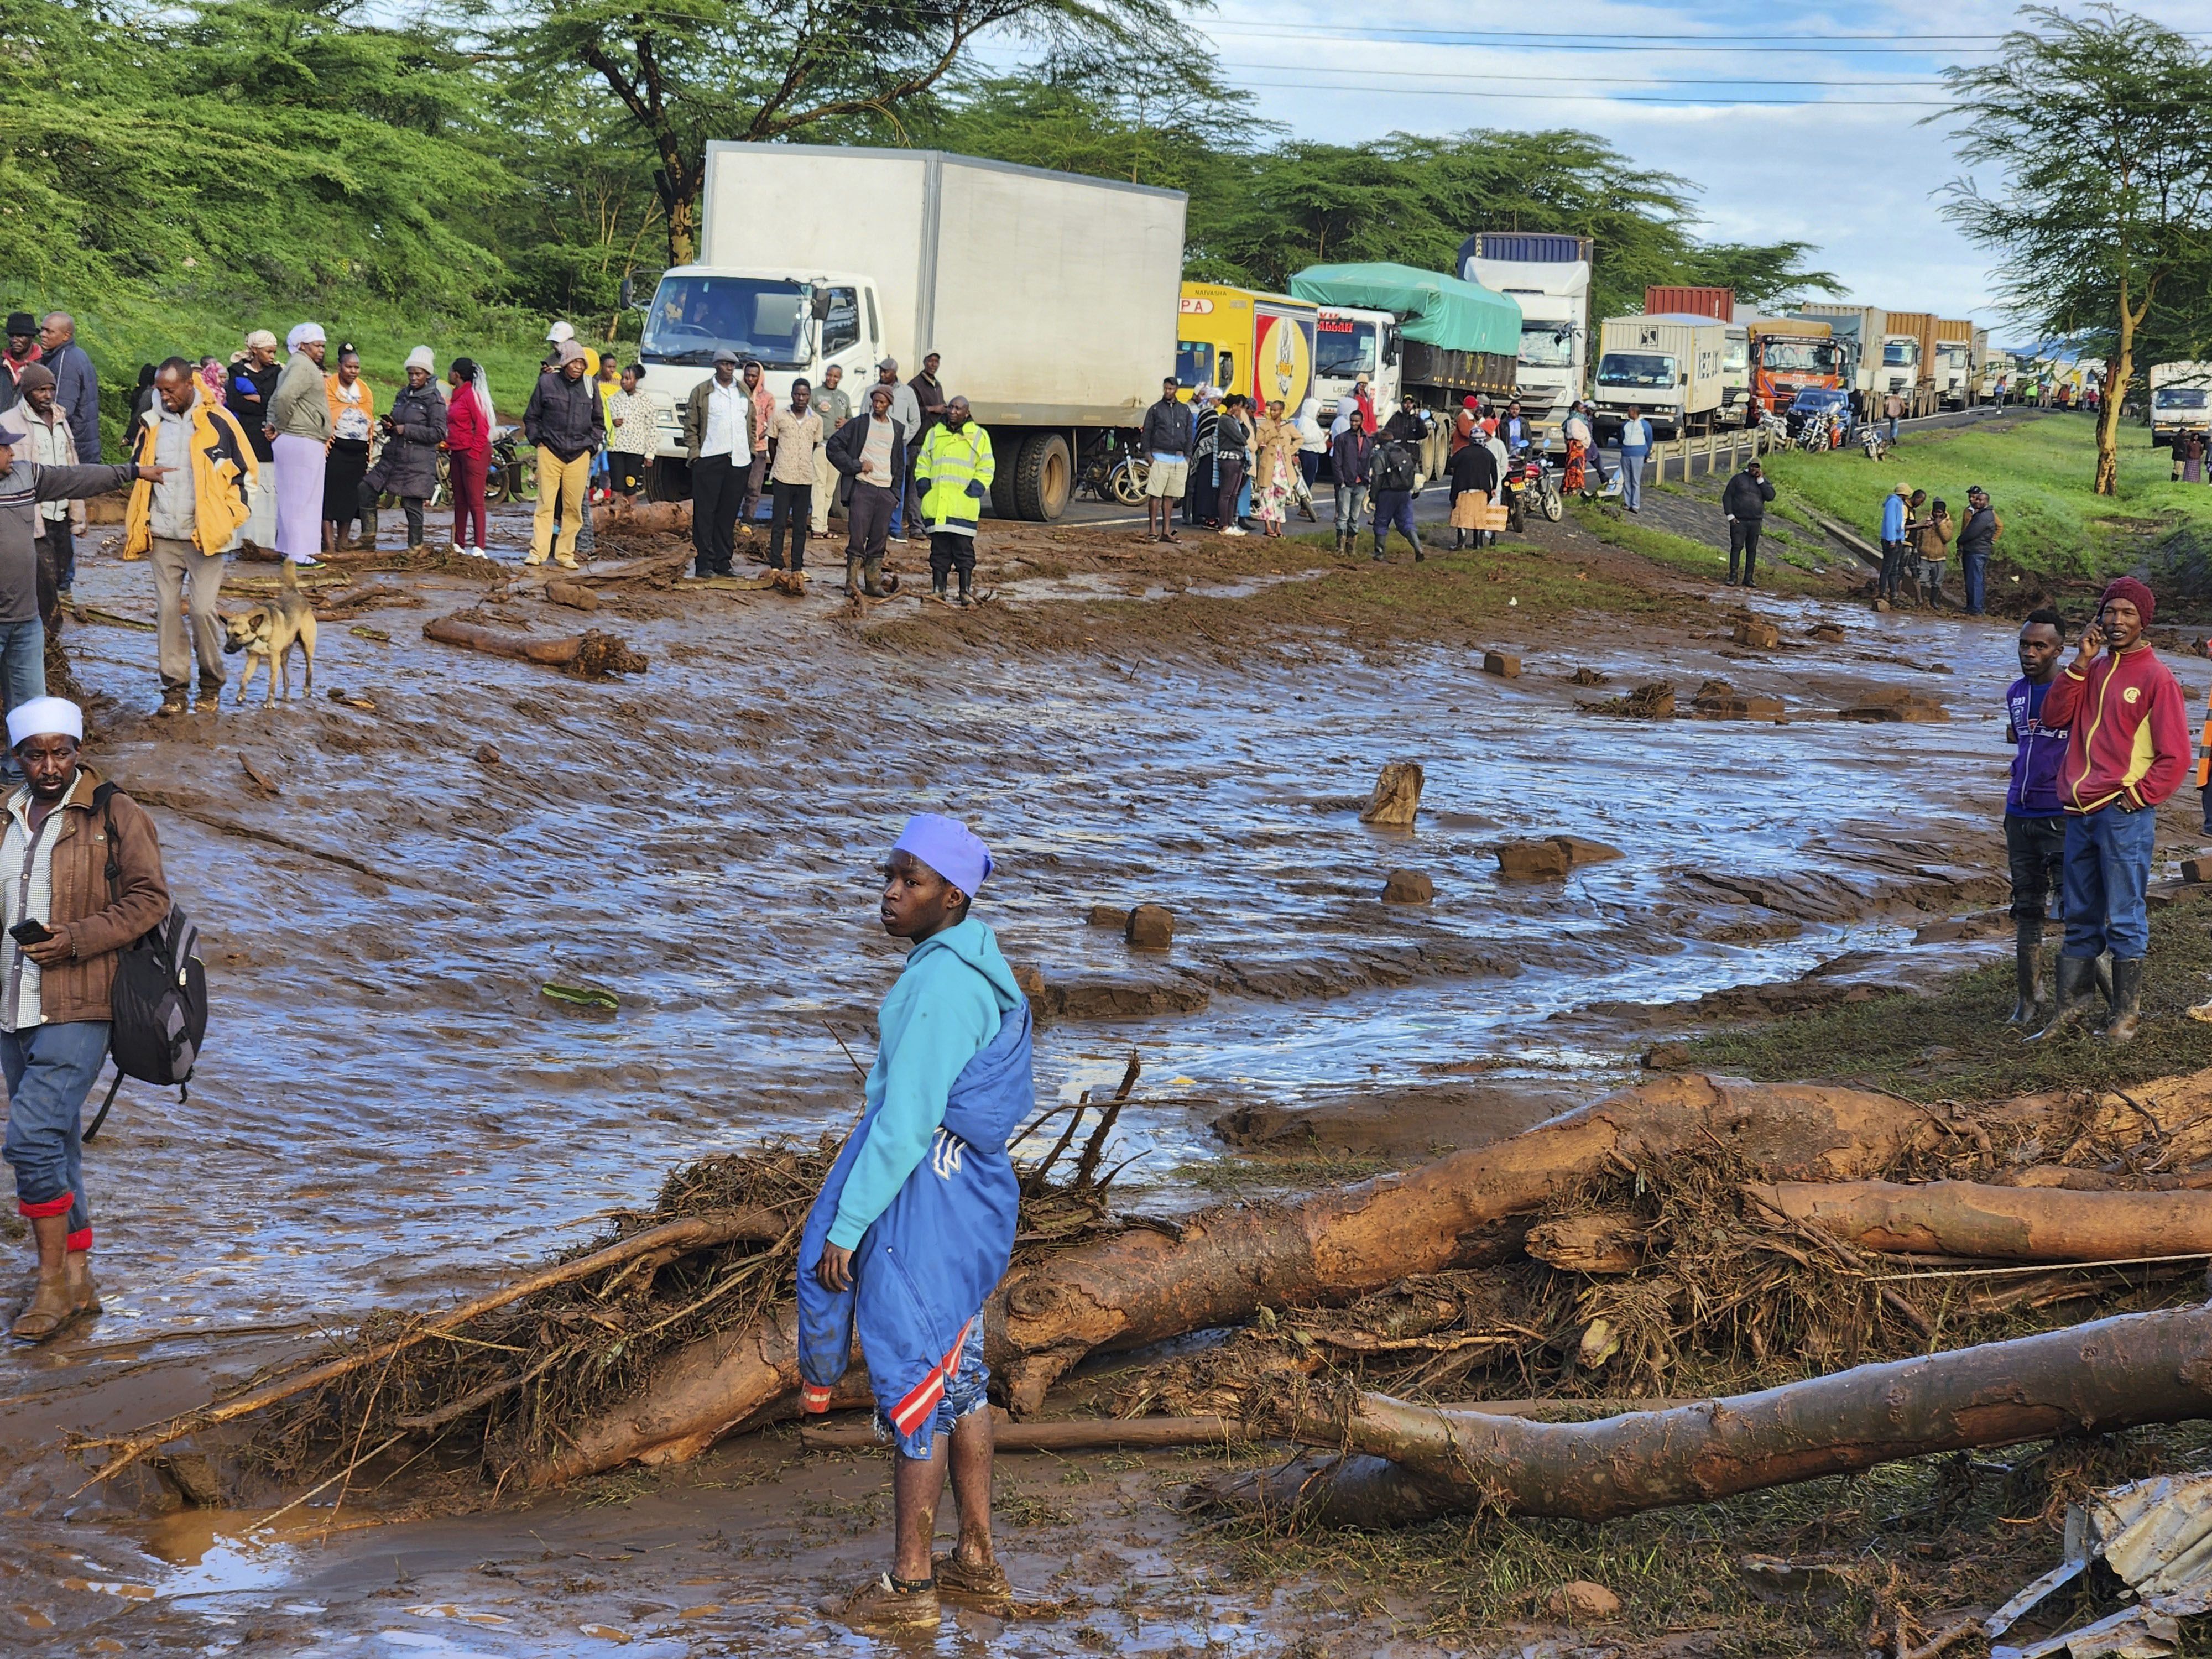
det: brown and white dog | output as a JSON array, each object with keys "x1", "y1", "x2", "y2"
[{"x1": 220, "y1": 559, "x2": 317, "y2": 705}]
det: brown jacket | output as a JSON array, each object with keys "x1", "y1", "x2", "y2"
[{"x1": 13, "y1": 767, "x2": 171, "y2": 1025}]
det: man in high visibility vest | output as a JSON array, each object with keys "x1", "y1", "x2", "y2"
[{"x1": 913, "y1": 395, "x2": 994, "y2": 607}]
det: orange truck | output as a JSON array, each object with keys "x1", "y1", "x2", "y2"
[{"x1": 1748, "y1": 317, "x2": 1843, "y2": 414}]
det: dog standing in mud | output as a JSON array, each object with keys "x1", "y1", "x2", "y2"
[{"x1": 220, "y1": 559, "x2": 316, "y2": 705}]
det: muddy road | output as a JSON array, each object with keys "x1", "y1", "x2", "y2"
[{"x1": 4, "y1": 500, "x2": 2204, "y2": 1654}]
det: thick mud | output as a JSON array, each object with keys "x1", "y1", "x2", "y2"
[{"x1": 6, "y1": 500, "x2": 2210, "y2": 1653}]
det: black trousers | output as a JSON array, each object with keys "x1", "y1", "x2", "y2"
[
  {"x1": 691, "y1": 452, "x2": 739, "y2": 574},
  {"x1": 928, "y1": 531, "x2": 976, "y2": 578},
  {"x1": 1729, "y1": 518, "x2": 1761, "y2": 585},
  {"x1": 2006, "y1": 813, "x2": 2068, "y2": 924},
  {"x1": 846, "y1": 483, "x2": 894, "y2": 559},
  {"x1": 768, "y1": 479, "x2": 811, "y2": 569}
]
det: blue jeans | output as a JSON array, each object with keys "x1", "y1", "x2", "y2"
[
  {"x1": 1963, "y1": 550, "x2": 1988, "y2": 614},
  {"x1": 1371, "y1": 488, "x2": 1417, "y2": 552},
  {"x1": 1619, "y1": 450, "x2": 1646, "y2": 510},
  {"x1": 0, "y1": 617, "x2": 44, "y2": 718},
  {"x1": 1, "y1": 1019, "x2": 110, "y2": 1249},
  {"x1": 879, "y1": 1312, "x2": 989, "y2": 1461},
  {"x1": 2062, "y1": 806, "x2": 2156, "y2": 961}
]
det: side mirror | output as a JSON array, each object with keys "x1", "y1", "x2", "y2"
[
  {"x1": 619, "y1": 275, "x2": 634, "y2": 311},
  {"x1": 811, "y1": 289, "x2": 833, "y2": 321}
]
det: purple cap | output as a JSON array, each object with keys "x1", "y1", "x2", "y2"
[{"x1": 893, "y1": 813, "x2": 992, "y2": 898}]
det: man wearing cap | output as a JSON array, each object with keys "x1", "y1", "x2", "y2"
[
  {"x1": 873, "y1": 360, "x2": 924, "y2": 540},
  {"x1": 225, "y1": 331, "x2": 280, "y2": 551},
  {"x1": 0, "y1": 314, "x2": 39, "y2": 413},
  {"x1": 679, "y1": 349, "x2": 750, "y2": 579},
  {"x1": 1957, "y1": 484, "x2": 2001, "y2": 615},
  {"x1": 523, "y1": 341, "x2": 603, "y2": 570},
  {"x1": 269, "y1": 324, "x2": 330, "y2": 568},
  {"x1": 125, "y1": 359, "x2": 257, "y2": 714},
  {"x1": 0, "y1": 696, "x2": 171, "y2": 1342},
  {"x1": 359, "y1": 347, "x2": 447, "y2": 553},
  {"x1": 799, "y1": 813, "x2": 1030, "y2": 1631},
  {"x1": 2034, "y1": 577, "x2": 2190, "y2": 1042},
  {"x1": 15, "y1": 367, "x2": 80, "y2": 613},
  {"x1": 36, "y1": 315, "x2": 97, "y2": 464}
]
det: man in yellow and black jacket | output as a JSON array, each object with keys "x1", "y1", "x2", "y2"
[{"x1": 913, "y1": 395, "x2": 994, "y2": 607}]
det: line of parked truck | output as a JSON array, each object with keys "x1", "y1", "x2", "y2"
[{"x1": 624, "y1": 141, "x2": 2034, "y2": 521}]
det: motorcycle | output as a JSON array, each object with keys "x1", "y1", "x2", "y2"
[
  {"x1": 1860, "y1": 422, "x2": 1890, "y2": 461},
  {"x1": 1794, "y1": 411, "x2": 1833, "y2": 453},
  {"x1": 1503, "y1": 446, "x2": 1562, "y2": 530},
  {"x1": 487, "y1": 426, "x2": 537, "y2": 506},
  {"x1": 1079, "y1": 429, "x2": 1150, "y2": 506}
]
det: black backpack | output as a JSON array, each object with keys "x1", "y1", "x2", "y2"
[
  {"x1": 1373, "y1": 440, "x2": 1418, "y2": 492},
  {"x1": 82, "y1": 782, "x2": 206, "y2": 1143}
]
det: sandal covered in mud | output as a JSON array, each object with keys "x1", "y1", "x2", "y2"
[
  {"x1": 822, "y1": 1572, "x2": 940, "y2": 1630},
  {"x1": 933, "y1": 1551, "x2": 1013, "y2": 1606}
]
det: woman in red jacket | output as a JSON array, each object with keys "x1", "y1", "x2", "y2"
[{"x1": 446, "y1": 357, "x2": 494, "y2": 555}]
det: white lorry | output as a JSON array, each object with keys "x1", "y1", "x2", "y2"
[
  {"x1": 635, "y1": 144, "x2": 1187, "y2": 520},
  {"x1": 1460, "y1": 232, "x2": 1590, "y2": 447},
  {"x1": 2151, "y1": 361, "x2": 2212, "y2": 448},
  {"x1": 1311, "y1": 305, "x2": 1401, "y2": 418},
  {"x1": 1591, "y1": 314, "x2": 1727, "y2": 441}
]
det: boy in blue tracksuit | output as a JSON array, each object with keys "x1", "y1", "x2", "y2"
[{"x1": 798, "y1": 813, "x2": 1032, "y2": 1631}]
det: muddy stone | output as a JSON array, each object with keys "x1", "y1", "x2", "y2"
[
  {"x1": 1733, "y1": 619, "x2": 1780, "y2": 650},
  {"x1": 2184, "y1": 857, "x2": 2212, "y2": 886},
  {"x1": 1087, "y1": 904, "x2": 1126, "y2": 927},
  {"x1": 1358, "y1": 760, "x2": 1424, "y2": 827},
  {"x1": 1567, "y1": 666, "x2": 1610, "y2": 686},
  {"x1": 1546, "y1": 1580, "x2": 1623, "y2": 1621},
  {"x1": 1498, "y1": 840, "x2": 1571, "y2": 881},
  {"x1": 1840, "y1": 687, "x2": 1949, "y2": 723},
  {"x1": 1382, "y1": 869, "x2": 1435, "y2": 904},
  {"x1": 473, "y1": 743, "x2": 500, "y2": 765},
  {"x1": 1483, "y1": 650, "x2": 1522, "y2": 679},
  {"x1": 1809, "y1": 623, "x2": 1847, "y2": 643},
  {"x1": 1695, "y1": 692, "x2": 1786, "y2": 719},
  {"x1": 1126, "y1": 904, "x2": 1175, "y2": 949}
]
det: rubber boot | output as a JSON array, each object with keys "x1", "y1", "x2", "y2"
[
  {"x1": 11, "y1": 1214, "x2": 70, "y2": 1343},
  {"x1": 2102, "y1": 957, "x2": 2145, "y2": 1042},
  {"x1": 1411, "y1": 534, "x2": 1425, "y2": 564},
  {"x1": 2007, "y1": 920, "x2": 2045, "y2": 1026},
  {"x1": 931, "y1": 571, "x2": 948, "y2": 604},
  {"x1": 862, "y1": 557, "x2": 894, "y2": 598},
  {"x1": 64, "y1": 1249, "x2": 100, "y2": 1318},
  {"x1": 2096, "y1": 951, "x2": 2115, "y2": 1006},
  {"x1": 2028, "y1": 953, "x2": 2101, "y2": 1040},
  {"x1": 844, "y1": 555, "x2": 862, "y2": 595},
  {"x1": 955, "y1": 567, "x2": 973, "y2": 608}
]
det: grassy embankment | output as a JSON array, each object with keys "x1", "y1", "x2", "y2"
[
  {"x1": 1760, "y1": 410, "x2": 2212, "y2": 598},
  {"x1": 1565, "y1": 494, "x2": 1832, "y2": 594}
]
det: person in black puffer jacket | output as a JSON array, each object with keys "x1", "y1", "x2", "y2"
[
  {"x1": 1720, "y1": 458, "x2": 1775, "y2": 587},
  {"x1": 359, "y1": 347, "x2": 449, "y2": 550}
]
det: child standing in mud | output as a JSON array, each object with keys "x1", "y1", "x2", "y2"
[{"x1": 797, "y1": 814, "x2": 1032, "y2": 1631}]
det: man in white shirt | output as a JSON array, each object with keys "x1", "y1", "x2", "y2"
[
  {"x1": 874, "y1": 359, "x2": 924, "y2": 540},
  {"x1": 681, "y1": 349, "x2": 749, "y2": 578},
  {"x1": 1618, "y1": 405, "x2": 1652, "y2": 512}
]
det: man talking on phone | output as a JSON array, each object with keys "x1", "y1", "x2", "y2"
[{"x1": 2033, "y1": 577, "x2": 2189, "y2": 1042}]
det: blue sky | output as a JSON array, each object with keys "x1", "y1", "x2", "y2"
[{"x1": 1177, "y1": 1, "x2": 2204, "y2": 333}]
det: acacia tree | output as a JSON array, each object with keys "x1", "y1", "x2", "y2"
[
  {"x1": 1940, "y1": 6, "x2": 2212, "y2": 493},
  {"x1": 504, "y1": 0, "x2": 1186, "y2": 266}
]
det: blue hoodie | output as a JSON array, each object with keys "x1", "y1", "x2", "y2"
[{"x1": 796, "y1": 918, "x2": 1034, "y2": 1455}]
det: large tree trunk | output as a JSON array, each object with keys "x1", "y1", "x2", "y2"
[
  {"x1": 1750, "y1": 1179, "x2": 2212, "y2": 1261},
  {"x1": 1194, "y1": 1305, "x2": 2212, "y2": 1527},
  {"x1": 529, "y1": 1075, "x2": 1962, "y2": 1484},
  {"x1": 2096, "y1": 289, "x2": 2138, "y2": 497}
]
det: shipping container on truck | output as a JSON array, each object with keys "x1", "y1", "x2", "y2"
[
  {"x1": 1461, "y1": 232, "x2": 1593, "y2": 447},
  {"x1": 1644, "y1": 285, "x2": 1735, "y2": 322},
  {"x1": 637, "y1": 143, "x2": 1185, "y2": 521},
  {"x1": 1176, "y1": 283, "x2": 1319, "y2": 417},
  {"x1": 1934, "y1": 319, "x2": 1978, "y2": 409},
  {"x1": 1746, "y1": 317, "x2": 1843, "y2": 415},
  {"x1": 1591, "y1": 314, "x2": 1728, "y2": 440},
  {"x1": 1287, "y1": 263, "x2": 1519, "y2": 406},
  {"x1": 1792, "y1": 304, "x2": 1887, "y2": 399},
  {"x1": 2150, "y1": 362, "x2": 2212, "y2": 446},
  {"x1": 1877, "y1": 311, "x2": 1938, "y2": 399}
]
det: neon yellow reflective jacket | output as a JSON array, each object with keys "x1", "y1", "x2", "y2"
[{"x1": 915, "y1": 422, "x2": 995, "y2": 534}]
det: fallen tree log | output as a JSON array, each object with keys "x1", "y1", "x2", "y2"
[
  {"x1": 532, "y1": 1074, "x2": 1969, "y2": 1484},
  {"x1": 1749, "y1": 1180, "x2": 2212, "y2": 1262},
  {"x1": 594, "y1": 499, "x2": 691, "y2": 536},
  {"x1": 422, "y1": 614, "x2": 648, "y2": 677},
  {"x1": 1191, "y1": 1303, "x2": 2212, "y2": 1527}
]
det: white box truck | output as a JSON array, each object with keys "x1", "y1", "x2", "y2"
[
  {"x1": 2151, "y1": 362, "x2": 2212, "y2": 447},
  {"x1": 1591, "y1": 315, "x2": 1726, "y2": 440},
  {"x1": 1462, "y1": 232, "x2": 1592, "y2": 447},
  {"x1": 637, "y1": 144, "x2": 1187, "y2": 519}
]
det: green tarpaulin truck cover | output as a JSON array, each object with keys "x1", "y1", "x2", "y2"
[{"x1": 1288, "y1": 262, "x2": 1522, "y2": 357}]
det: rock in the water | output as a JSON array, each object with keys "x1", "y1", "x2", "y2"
[
  {"x1": 1732, "y1": 618, "x2": 1780, "y2": 649},
  {"x1": 1551, "y1": 836, "x2": 1623, "y2": 868},
  {"x1": 1497, "y1": 839, "x2": 1571, "y2": 880},
  {"x1": 1872, "y1": 598, "x2": 1892, "y2": 613},
  {"x1": 1358, "y1": 760, "x2": 1425, "y2": 826},
  {"x1": 1382, "y1": 869, "x2": 1434, "y2": 904},
  {"x1": 1809, "y1": 622, "x2": 1846, "y2": 643},
  {"x1": 1695, "y1": 692, "x2": 1786, "y2": 719},
  {"x1": 2185, "y1": 857, "x2": 2212, "y2": 886},
  {"x1": 1125, "y1": 904, "x2": 1175, "y2": 949},
  {"x1": 1546, "y1": 1580, "x2": 1621, "y2": 1621},
  {"x1": 1483, "y1": 650, "x2": 1521, "y2": 679},
  {"x1": 474, "y1": 743, "x2": 501, "y2": 765},
  {"x1": 1839, "y1": 687, "x2": 1948, "y2": 723},
  {"x1": 1087, "y1": 904, "x2": 1126, "y2": 927}
]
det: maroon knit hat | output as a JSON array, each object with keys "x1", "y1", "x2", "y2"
[{"x1": 2101, "y1": 576, "x2": 2156, "y2": 627}]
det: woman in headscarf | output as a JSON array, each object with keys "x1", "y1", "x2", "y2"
[
  {"x1": 1293, "y1": 396, "x2": 1326, "y2": 522},
  {"x1": 321, "y1": 345, "x2": 376, "y2": 551},
  {"x1": 1185, "y1": 387, "x2": 1221, "y2": 530},
  {"x1": 359, "y1": 346, "x2": 447, "y2": 552},
  {"x1": 268, "y1": 324, "x2": 331, "y2": 567},
  {"x1": 446, "y1": 356, "x2": 494, "y2": 555}
]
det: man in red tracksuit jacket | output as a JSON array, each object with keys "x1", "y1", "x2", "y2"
[{"x1": 2033, "y1": 576, "x2": 2190, "y2": 1041}]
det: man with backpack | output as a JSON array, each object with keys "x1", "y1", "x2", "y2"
[
  {"x1": 1369, "y1": 430, "x2": 1423, "y2": 563},
  {"x1": 0, "y1": 697, "x2": 173, "y2": 1342}
]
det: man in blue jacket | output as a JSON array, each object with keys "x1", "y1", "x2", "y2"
[
  {"x1": 1879, "y1": 481, "x2": 1910, "y2": 602},
  {"x1": 799, "y1": 813, "x2": 1032, "y2": 1631},
  {"x1": 2005, "y1": 609, "x2": 2072, "y2": 1024}
]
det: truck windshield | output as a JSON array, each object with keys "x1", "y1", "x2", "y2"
[
  {"x1": 1882, "y1": 341, "x2": 1919, "y2": 368},
  {"x1": 2156, "y1": 387, "x2": 2210, "y2": 410},
  {"x1": 1517, "y1": 322, "x2": 1574, "y2": 368},
  {"x1": 1723, "y1": 337, "x2": 1748, "y2": 373},
  {"x1": 1316, "y1": 318, "x2": 1377, "y2": 378},
  {"x1": 1175, "y1": 340, "x2": 1214, "y2": 389},
  {"x1": 1761, "y1": 340, "x2": 1839, "y2": 374},
  {"x1": 1597, "y1": 352, "x2": 1675, "y2": 389},
  {"x1": 642, "y1": 275, "x2": 809, "y2": 368}
]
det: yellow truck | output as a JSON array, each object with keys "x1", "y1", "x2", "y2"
[{"x1": 1176, "y1": 283, "x2": 1317, "y2": 412}]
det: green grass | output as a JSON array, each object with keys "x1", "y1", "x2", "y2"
[
  {"x1": 1567, "y1": 495, "x2": 1828, "y2": 593},
  {"x1": 1759, "y1": 410, "x2": 2212, "y2": 587},
  {"x1": 1686, "y1": 894, "x2": 2212, "y2": 1102}
]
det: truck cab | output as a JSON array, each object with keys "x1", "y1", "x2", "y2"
[
  {"x1": 1503, "y1": 298, "x2": 1582, "y2": 447},
  {"x1": 1719, "y1": 326, "x2": 1750, "y2": 427},
  {"x1": 1879, "y1": 336, "x2": 1921, "y2": 398},
  {"x1": 1751, "y1": 328, "x2": 1843, "y2": 415},
  {"x1": 1937, "y1": 341, "x2": 1973, "y2": 409},
  {"x1": 1310, "y1": 306, "x2": 1401, "y2": 419},
  {"x1": 638, "y1": 265, "x2": 883, "y2": 462}
]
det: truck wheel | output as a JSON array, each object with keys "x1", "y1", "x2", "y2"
[
  {"x1": 1013, "y1": 432, "x2": 1072, "y2": 521},
  {"x1": 987, "y1": 430, "x2": 1021, "y2": 520}
]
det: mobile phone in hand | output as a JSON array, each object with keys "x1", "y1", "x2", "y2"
[{"x1": 9, "y1": 919, "x2": 50, "y2": 945}]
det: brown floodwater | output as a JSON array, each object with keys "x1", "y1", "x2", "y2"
[{"x1": 6, "y1": 510, "x2": 2205, "y2": 1653}]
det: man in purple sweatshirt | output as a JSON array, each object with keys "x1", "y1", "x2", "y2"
[{"x1": 2004, "y1": 608, "x2": 2070, "y2": 1024}]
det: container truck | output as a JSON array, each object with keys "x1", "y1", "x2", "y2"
[
  {"x1": 1934, "y1": 320, "x2": 1979, "y2": 409},
  {"x1": 1591, "y1": 314, "x2": 1728, "y2": 440},
  {"x1": 1460, "y1": 232, "x2": 1592, "y2": 446},
  {"x1": 1177, "y1": 283, "x2": 1319, "y2": 414},
  {"x1": 1792, "y1": 304, "x2": 1887, "y2": 400},
  {"x1": 635, "y1": 143, "x2": 1185, "y2": 521},
  {"x1": 1879, "y1": 311, "x2": 1938, "y2": 400},
  {"x1": 1287, "y1": 263, "x2": 1520, "y2": 408},
  {"x1": 1748, "y1": 318, "x2": 1844, "y2": 415},
  {"x1": 2151, "y1": 362, "x2": 2212, "y2": 447},
  {"x1": 1644, "y1": 285, "x2": 1735, "y2": 322}
]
